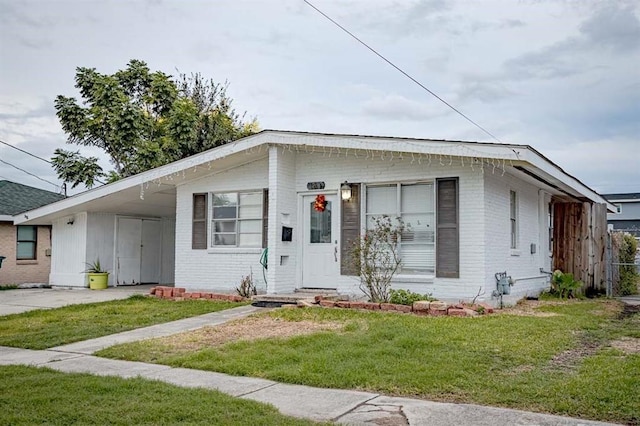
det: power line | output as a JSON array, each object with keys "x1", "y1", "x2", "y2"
[
  {"x1": 0, "y1": 139, "x2": 52, "y2": 164},
  {"x1": 0, "y1": 138, "x2": 106, "y2": 186},
  {"x1": 302, "y1": 0, "x2": 501, "y2": 143},
  {"x1": 0, "y1": 158, "x2": 60, "y2": 191}
]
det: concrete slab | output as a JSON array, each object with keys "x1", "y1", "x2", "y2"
[
  {"x1": 47, "y1": 355, "x2": 171, "y2": 378},
  {"x1": 618, "y1": 295, "x2": 640, "y2": 306},
  {"x1": 146, "y1": 367, "x2": 277, "y2": 396},
  {"x1": 50, "y1": 305, "x2": 265, "y2": 354},
  {"x1": 0, "y1": 346, "x2": 82, "y2": 366},
  {"x1": 242, "y1": 382, "x2": 377, "y2": 421},
  {"x1": 363, "y1": 396, "x2": 617, "y2": 426},
  {"x1": 0, "y1": 285, "x2": 153, "y2": 316},
  {"x1": 338, "y1": 403, "x2": 408, "y2": 425}
]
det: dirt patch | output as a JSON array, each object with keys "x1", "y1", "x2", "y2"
[
  {"x1": 619, "y1": 303, "x2": 640, "y2": 319},
  {"x1": 499, "y1": 300, "x2": 560, "y2": 317},
  {"x1": 499, "y1": 299, "x2": 622, "y2": 318},
  {"x1": 548, "y1": 345, "x2": 600, "y2": 371},
  {"x1": 610, "y1": 337, "x2": 640, "y2": 355},
  {"x1": 547, "y1": 336, "x2": 602, "y2": 372},
  {"x1": 159, "y1": 315, "x2": 345, "y2": 351}
]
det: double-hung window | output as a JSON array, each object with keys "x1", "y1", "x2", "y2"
[
  {"x1": 510, "y1": 190, "x2": 518, "y2": 249},
  {"x1": 17, "y1": 225, "x2": 37, "y2": 260},
  {"x1": 211, "y1": 191, "x2": 263, "y2": 247},
  {"x1": 365, "y1": 183, "x2": 435, "y2": 274}
]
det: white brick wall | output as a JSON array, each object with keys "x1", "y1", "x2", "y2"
[
  {"x1": 174, "y1": 157, "x2": 269, "y2": 292},
  {"x1": 173, "y1": 143, "x2": 553, "y2": 303},
  {"x1": 267, "y1": 147, "x2": 298, "y2": 293},
  {"x1": 288, "y1": 150, "x2": 487, "y2": 300},
  {"x1": 484, "y1": 172, "x2": 551, "y2": 304}
]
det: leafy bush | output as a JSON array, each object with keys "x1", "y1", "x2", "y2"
[
  {"x1": 0, "y1": 284, "x2": 19, "y2": 291},
  {"x1": 550, "y1": 270, "x2": 582, "y2": 299},
  {"x1": 619, "y1": 233, "x2": 639, "y2": 296},
  {"x1": 352, "y1": 216, "x2": 404, "y2": 303},
  {"x1": 389, "y1": 289, "x2": 436, "y2": 305}
]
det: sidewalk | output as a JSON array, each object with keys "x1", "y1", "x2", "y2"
[{"x1": 0, "y1": 307, "x2": 618, "y2": 425}]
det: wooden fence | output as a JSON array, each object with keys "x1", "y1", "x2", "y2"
[{"x1": 553, "y1": 201, "x2": 608, "y2": 293}]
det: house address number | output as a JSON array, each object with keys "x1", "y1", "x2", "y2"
[{"x1": 306, "y1": 181, "x2": 325, "y2": 190}]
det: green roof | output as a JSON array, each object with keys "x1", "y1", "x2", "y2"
[{"x1": 0, "y1": 181, "x2": 65, "y2": 216}]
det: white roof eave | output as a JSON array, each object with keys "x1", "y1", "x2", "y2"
[{"x1": 13, "y1": 130, "x2": 615, "y2": 223}]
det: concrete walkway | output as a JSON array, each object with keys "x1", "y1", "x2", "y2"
[
  {"x1": 49, "y1": 304, "x2": 263, "y2": 354},
  {"x1": 0, "y1": 298, "x2": 618, "y2": 425},
  {"x1": 0, "y1": 285, "x2": 154, "y2": 315}
]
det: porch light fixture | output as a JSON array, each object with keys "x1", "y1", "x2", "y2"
[{"x1": 340, "y1": 181, "x2": 352, "y2": 201}]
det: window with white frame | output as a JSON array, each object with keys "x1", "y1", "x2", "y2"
[
  {"x1": 365, "y1": 183, "x2": 435, "y2": 274},
  {"x1": 211, "y1": 191, "x2": 263, "y2": 247},
  {"x1": 510, "y1": 190, "x2": 518, "y2": 249},
  {"x1": 17, "y1": 225, "x2": 37, "y2": 260}
]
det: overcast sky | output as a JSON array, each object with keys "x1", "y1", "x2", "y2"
[{"x1": 1, "y1": 0, "x2": 638, "y2": 196}]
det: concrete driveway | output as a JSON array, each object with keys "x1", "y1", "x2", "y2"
[
  {"x1": 0, "y1": 285, "x2": 154, "y2": 316},
  {"x1": 618, "y1": 295, "x2": 640, "y2": 306}
]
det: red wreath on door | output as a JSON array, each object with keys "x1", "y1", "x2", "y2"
[{"x1": 313, "y1": 194, "x2": 327, "y2": 212}]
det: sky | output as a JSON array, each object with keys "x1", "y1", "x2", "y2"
[{"x1": 0, "y1": 0, "x2": 638, "y2": 196}]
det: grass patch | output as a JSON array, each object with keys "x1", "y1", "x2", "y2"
[
  {"x1": 99, "y1": 299, "x2": 640, "y2": 424},
  {"x1": 0, "y1": 295, "x2": 245, "y2": 349},
  {"x1": 0, "y1": 365, "x2": 316, "y2": 425}
]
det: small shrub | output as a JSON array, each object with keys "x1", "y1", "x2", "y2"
[
  {"x1": 236, "y1": 271, "x2": 257, "y2": 298},
  {"x1": 550, "y1": 270, "x2": 582, "y2": 299},
  {"x1": 352, "y1": 216, "x2": 405, "y2": 303},
  {"x1": 389, "y1": 289, "x2": 436, "y2": 305},
  {"x1": 0, "y1": 284, "x2": 19, "y2": 291}
]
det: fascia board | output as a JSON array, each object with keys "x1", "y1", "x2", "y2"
[
  {"x1": 520, "y1": 150, "x2": 616, "y2": 211},
  {"x1": 14, "y1": 133, "x2": 270, "y2": 225}
]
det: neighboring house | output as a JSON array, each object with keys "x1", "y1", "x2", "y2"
[
  {"x1": 603, "y1": 193, "x2": 640, "y2": 238},
  {"x1": 0, "y1": 180, "x2": 64, "y2": 285},
  {"x1": 14, "y1": 130, "x2": 614, "y2": 303}
]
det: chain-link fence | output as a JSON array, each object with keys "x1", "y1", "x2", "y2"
[{"x1": 607, "y1": 230, "x2": 640, "y2": 296}]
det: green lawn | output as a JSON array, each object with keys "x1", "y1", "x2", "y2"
[
  {"x1": 98, "y1": 300, "x2": 640, "y2": 424},
  {"x1": 0, "y1": 365, "x2": 317, "y2": 426},
  {"x1": 0, "y1": 295, "x2": 245, "y2": 349}
]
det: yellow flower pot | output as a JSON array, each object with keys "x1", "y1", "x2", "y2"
[{"x1": 88, "y1": 273, "x2": 109, "y2": 290}]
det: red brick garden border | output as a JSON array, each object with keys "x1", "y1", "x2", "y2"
[
  {"x1": 313, "y1": 296, "x2": 494, "y2": 317},
  {"x1": 150, "y1": 286, "x2": 245, "y2": 302}
]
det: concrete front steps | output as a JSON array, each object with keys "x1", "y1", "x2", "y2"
[{"x1": 251, "y1": 288, "x2": 347, "y2": 308}]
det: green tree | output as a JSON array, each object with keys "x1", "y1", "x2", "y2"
[{"x1": 53, "y1": 60, "x2": 258, "y2": 188}]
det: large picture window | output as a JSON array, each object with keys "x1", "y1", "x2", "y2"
[
  {"x1": 17, "y1": 225, "x2": 37, "y2": 260},
  {"x1": 365, "y1": 183, "x2": 435, "y2": 274},
  {"x1": 211, "y1": 191, "x2": 263, "y2": 247}
]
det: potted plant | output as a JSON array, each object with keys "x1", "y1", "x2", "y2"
[{"x1": 83, "y1": 258, "x2": 109, "y2": 290}]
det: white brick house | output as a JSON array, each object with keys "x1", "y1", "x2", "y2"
[{"x1": 14, "y1": 130, "x2": 614, "y2": 304}]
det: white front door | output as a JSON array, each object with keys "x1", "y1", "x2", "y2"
[
  {"x1": 116, "y1": 217, "x2": 162, "y2": 285},
  {"x1": 141, "y1": 219, "x2": 162, "y2": 283},
  {"x1": 302, "y1": 194, "x2": 340, "y2": 289},
  {"x1": 116, "y1": 217, "x2": 142, "y2": 285}
]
